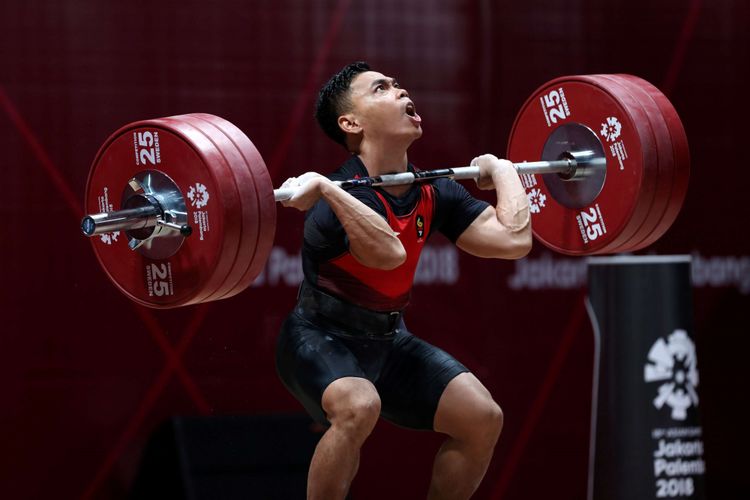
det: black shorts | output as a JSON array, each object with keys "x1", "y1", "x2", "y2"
[{"x1": 275, "y1": 310, "x2": 468, "y2": 430}]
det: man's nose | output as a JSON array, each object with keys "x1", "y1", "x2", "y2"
[{"x1": 398, "y1": 88, "x2": 409, "y2": 99}]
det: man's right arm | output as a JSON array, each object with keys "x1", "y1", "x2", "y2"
[{"x1": 281, "y1": 172, "x2": 406, "y2": 270}]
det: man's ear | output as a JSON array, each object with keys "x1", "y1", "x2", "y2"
[{"x1": 338, "y1": 114, "x2": 362, "y2": 135}]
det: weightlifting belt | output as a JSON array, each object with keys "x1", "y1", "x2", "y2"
[{"x1": 296, "y1": 281, "x2": 402, "y2": 337}]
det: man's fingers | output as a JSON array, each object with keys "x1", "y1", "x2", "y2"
[
  {"x1": 281, "y1": 172, "x2": 322, "y2": 191},
  {"x1": 471, "y1": 153, "x2": 500, "y2": 168},
  {"x1": 281, "y1": 176, "x2": 297, "y2": 188},
  {"x1": 296, "y1": 172, "x2": 317, "y2": 182},
  {"x1": 278, "y1": 173, "x2": 325, "y2": 212}
]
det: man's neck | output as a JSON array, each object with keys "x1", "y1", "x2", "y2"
[{"x1": 357, "y1": 139, "x2": 410, "y2": 177}]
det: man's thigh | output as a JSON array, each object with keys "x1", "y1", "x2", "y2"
[
  {"x1": 276, "y1": 312, "x2": 367, "y2": 425},
  {"x1": 376, "y1": 329, "x2": 469, "y2": 430}
]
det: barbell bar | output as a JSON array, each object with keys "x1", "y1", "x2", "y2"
[
  {"x1": 81, "y1": 156, "x2": 600, "y2": 237},
  {"x1": 80, "y1": 73, "x2": 689, "y2": 308}
]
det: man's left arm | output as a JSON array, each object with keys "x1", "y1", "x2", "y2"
[{"x1": 455, "y1": 154, "x2": 532, "y2": 259}]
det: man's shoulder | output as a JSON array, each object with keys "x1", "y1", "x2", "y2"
[
  {"x1": 327, "y1": 155, "x2": 366, "y2": 181},
  {"x1": 429, "y1": 176, "x2": 460, "y2": 198}
]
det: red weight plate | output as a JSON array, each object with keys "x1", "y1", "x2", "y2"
[
  {"x1": 616, "y1": 74, "x2": 690, "y2": 249},
  {"x1": 85, "y1": 118, "x2": 241, "y2": 308},
  {"x1": 507, "y1": 77, "x2": 658, "y2": 255},
  {"x1": 181, "y1": 114, "x2": 260, "y2": 300},
  {"x1": 181, "y1": 113, "x2": 276, "y2": 299},
  {"x1": 568, "y1": 75, "x2": 660, "y2": 254},
  {"x1": 153, "y1": 116, "x2": 244, "y2": 304},
  {"x1": 588, "y1": 74, "x2": 675, "y2": 253},
  {"x1": 188, "y1": 114, "x2": 276, "y2": 300},
  {"x1": 599, "y1": 75, "x2": 673, "y2": 252}
]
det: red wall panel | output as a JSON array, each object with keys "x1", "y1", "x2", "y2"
[{"x1": 1, "y1": 0, "x2": 748, "y2": 498}]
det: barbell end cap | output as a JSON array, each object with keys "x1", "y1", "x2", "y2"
[
  {"x1": 180, "y1": 225, "x2": 193, "y2": 237},
  {"x1": 81, "y1": 216, "x2": 96, "y2": 236}
]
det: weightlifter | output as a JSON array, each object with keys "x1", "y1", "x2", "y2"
[{"x1": 276, "y1": 61, "x2": 532, "y2": 499}]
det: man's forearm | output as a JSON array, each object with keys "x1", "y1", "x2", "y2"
[
  {"x1": 319, "y1": 182, "x2": 406, "y2": 269},
  {"x1": 491, "y1": 165, "x2": 531, "y2": 233}
]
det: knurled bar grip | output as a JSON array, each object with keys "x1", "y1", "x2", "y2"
[{"x1": 272, "y1": 158, "x2": 576, "y2": 202}]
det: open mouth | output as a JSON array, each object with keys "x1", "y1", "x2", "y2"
[{"x1": 405, "y1": 101, "x2": 421, "y2": 124}]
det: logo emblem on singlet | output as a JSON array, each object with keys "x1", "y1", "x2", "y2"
[{"x1": 416, "y1": 214, "x2": 425, "y2": 240}]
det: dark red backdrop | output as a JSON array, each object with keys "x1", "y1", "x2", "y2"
[{"x1": 1, "y1": 0, "x2": 748, "y2": 498}]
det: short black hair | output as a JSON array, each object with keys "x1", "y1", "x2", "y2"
[{"x1": 314, "y1": 61, "x2": 371, "y2": 150}]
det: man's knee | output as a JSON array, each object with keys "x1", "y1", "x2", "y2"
[
  {"x1": 435, "y1": 373, "x2": 503, "y2": 447},
  {"x1": 322, "y1": 377, "x2": 381, "y2": 441},
  {"x1": 457, "y1": 398, "x2": 503, "y2": 450},
  {"x1": 332, "y1": 396, "x2": 381, "y2": 432},
  {"x1": 483, "y1": 400, "x2": 504, "y2": 440}
]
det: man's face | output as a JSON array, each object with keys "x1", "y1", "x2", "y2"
[{"x1": 343, "y1": 70, "x2": 422, "y2": 145}]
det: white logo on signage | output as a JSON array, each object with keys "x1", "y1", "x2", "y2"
[
  {"x1": 644, "y1": 329, "x2": 700, "y2": 420},
  {"x1": 187, "y1": 183, "x2": 210, "y2": 208},
  {"x1": 600, "y1": 116, "x2": 622, "y2": 142},
  {"x1": 527, "y1": 188, "x2": 547, "y2": 214}
]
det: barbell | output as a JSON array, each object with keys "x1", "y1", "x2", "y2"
[{"x1": 81, "y1": 73, "x2": 689, "y2": 308}]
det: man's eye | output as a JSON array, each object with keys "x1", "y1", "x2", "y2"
[
  {"x1": 393, "y1": 82, "x2": 400, "y2": 89},
  {"x1": 375, "y1": 85, "x2": 384, "y2": 92}
]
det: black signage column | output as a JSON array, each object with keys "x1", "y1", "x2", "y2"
[{"x1": 587, "y1": 255, "x2": 706, "y2": 500}]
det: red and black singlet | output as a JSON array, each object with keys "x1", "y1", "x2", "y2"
[
  {"x1": 302, "y1": 155, "x2": 489, "y2": 312},
  {"x1": 317, "y1": 184, "x2": 434, "y2": 311}
]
